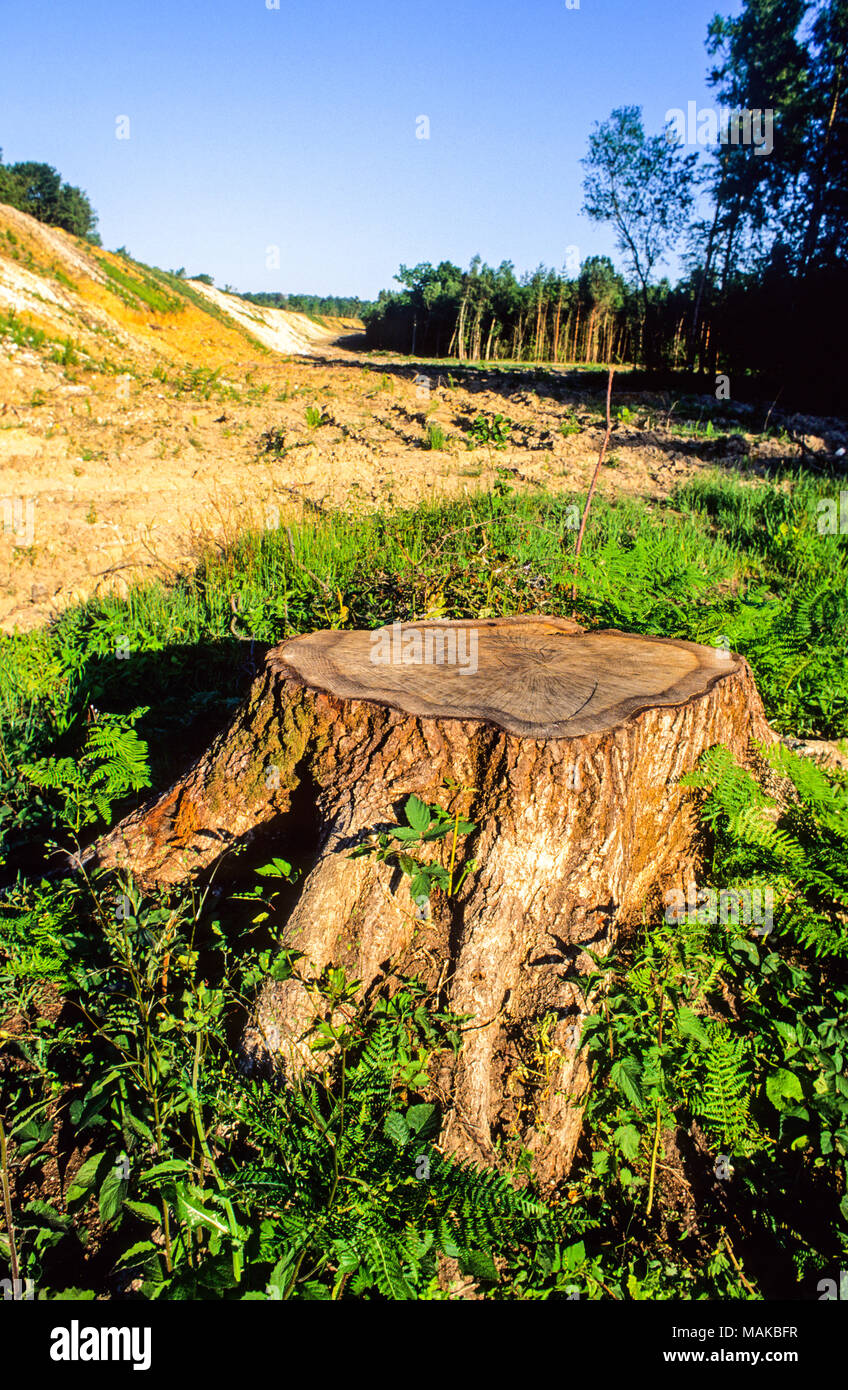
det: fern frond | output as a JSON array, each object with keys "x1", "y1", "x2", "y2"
[{"x1": 696, "y1": 1020, "x2": 753, "y2": 1153}]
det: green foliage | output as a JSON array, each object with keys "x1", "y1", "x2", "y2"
[
  {"x1": 19, "y1": 707, "x2": 151, "y2": 836},
  {"x1": 351, "y1": 793, "x2": 476, "y2": 908},
  {"x1": 425, "y1": 421, "x2": 447, "y2": 450},
  {"x1": 0, "y1": 153, "x2": 99, "y2": 239},
  {"x1": 0, "y1": 871, "x2": 577, "y2": 1300},
  {"x1": 362, "y1": 1, "x2": 848, "y2": 395},
  {"x1": 172, "y1": 365, "x2": 223, "y2": 399},
  {"x1": 467, "y1": 413, "x2": 512, "y2": 449},
  {"x1": 95, "y1": 256, "x2": 185, "y2": 315},
  {"x1": 683, "y1": 742, "x2": 848, "y2": 959},
  {"x1": 699, "y1": 1021, "x2": 753, "y2": 1151},
  {"x1": 0, "y1": 307, "x2": 48, "y2": 353},
  {"x1": 581, "y1": 105, "x2": 697, "y2": 329},
  {"x1": 240, "y1": 291, "x2": 373, "y2": 319},
  {"x1": 577, "y1": 740, "x2": 848, "y2": 1293}
]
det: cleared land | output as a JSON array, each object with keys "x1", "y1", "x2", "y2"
[{"x1": 2, "y1": 203, "x2": 845, "y2": 634}]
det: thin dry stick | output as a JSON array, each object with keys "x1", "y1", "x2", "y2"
[
  {"x1": 0, "y1": 1113, "x2": 21, "y2": 1295},
  {"x1": 722, "y1": 1231, "x2": 757, "y2": 1296},
  {"x1": 571, "y1": 365, "x2": 615, "y2": 612}
]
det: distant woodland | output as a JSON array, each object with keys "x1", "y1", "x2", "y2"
[
  {"x1": 240, "y1": 291, "x2": 376, "y2": 319},
  {"x1": 363, "y1": 0, "x2": 848, "y2": 408}
]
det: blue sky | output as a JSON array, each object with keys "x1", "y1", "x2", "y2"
[{"x1": 1, "y1": 0, "x2": 737, "y2": 298}]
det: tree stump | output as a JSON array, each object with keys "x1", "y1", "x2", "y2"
[{"x1": 91, "y1": 617, "x2": 775, "y2": 1183}]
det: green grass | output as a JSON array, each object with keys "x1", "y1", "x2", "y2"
[
  {"x1": 425, "y1": 421, "x2": 447, "y2": 450},
  {"x1": 0, "y1": 308, "x2": 60, "y2": 356},
  {"x1": 94, "y1": 255, "x2": 186, "y2": 315}
]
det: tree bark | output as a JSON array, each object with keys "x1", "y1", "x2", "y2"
[{"x1": 90, "y1": 617, "x2": 775, "y2": 1184}]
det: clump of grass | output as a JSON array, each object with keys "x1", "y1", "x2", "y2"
[
  {"x1": 172, "y1": 366, "x2": 222, "y2": 399},
  {"x1": 50, "y1": 338, "x2": 78, "y2": 368},
  {"x1": 305, "y1": 405, "x2": 329, "y2": 430},
  {"x1": 425, "y1": 421, "x2": 447, "y2": 450}
]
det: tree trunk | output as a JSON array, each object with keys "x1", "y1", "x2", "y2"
[
  {"x1": 688, "y1": 195, "x2": 722, "y2": 370},
  {"x1": 90, "y1": 617, "x2": 775, "y2": 1184},
  {"x1": 484, "y1": 318, "x2": 495, "y2": 362},
  {"x1": 552, "y1": 292, "x2": 563, "y2": 363}
]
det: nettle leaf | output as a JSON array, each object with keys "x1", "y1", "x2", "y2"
[
  {"x1": 139, "y1": 1159, "x2": 192, "y2": 1181},
  {"x1": 427, "y1": 865, "x2": 450, "y2": 888},
  {"x1": 266, "y1": 1248, "x2": 300, "y2": 1298},
  {"x1": 773, "y1": 1019, "x2": 798, "y2": 1047},
  {"x1": 269, "y1": 953, "x2": 294, "y2": 981},
  {"x1": 124, "y1": 1111, "x2": 155, "y2": 1144},
  {"x1": 611, "y1": 1055, "x2": 644, "y2": 1110},
  {"x1": 562, "y1": 1240, "x2": 586, "y2": 1272},
  {"x1": 22, "y1": 1200, "x2": 73, "y2": 1232},
  {"x1": 99, "y1": 1165, "x2": 128, "y2": 1225},
  {"x1": 409, "y1": 873, "x2": 431, "y2": 904},
  {"x1": 677, "y1": 1007, "x2": 709, "y2": 1047},
  {"x1": 384, "y1": 1111, "x2": 410, "y2": 1148},
  {"x1": 437, "y1": 817, "x2": 474, "y2": 838},
  {"x1": 123, "y1": 1200, "x2": 161, "y2": 1224},
  {"x1": 66, "y1": 1151, "x2": 109, "y2": 1206},
  {"x1": 766, "y1": 1068, "x2": 805, "y2": 1111},
  {"x1": 406, "y1": 1103, "x2": 439, "y2": 1138},
  {"x1": 404, "y1": 795, "x2": 432, "y2": 835},
  {"x1": 115, "y1": 1240, "x2": 158, "y2": 1266},
  {"x1": 613, "y1": 1124, "x2": 641, "y2": 1162}
]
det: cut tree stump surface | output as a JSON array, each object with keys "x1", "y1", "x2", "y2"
[
  {"x1": 91, "y1": 616, "x2": 776, "y2": 1183},
  {"x1": 274, "y1": 616, "x2": 744, "y2": 738}
]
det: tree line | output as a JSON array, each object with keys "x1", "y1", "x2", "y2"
[
  {"x1": 240, "y1": 291, "x2": 375, "y2": 319},
  {"x1": 362, "y1": 255, "x2": 658, "y2": 365},
  {"x1": 363, "y1": 0, "x2": 847, "y2": 406}
]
